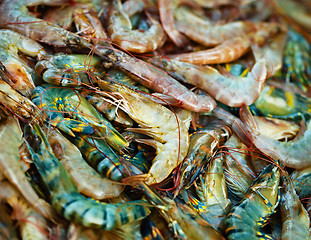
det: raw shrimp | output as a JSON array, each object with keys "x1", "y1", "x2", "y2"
[
  {"x1": 98, "y1": 83, "x2": 189, "y2": 185},
  {"x1": 31, "y1": 84, "x2": 128, "y2": 151},
  {"x1": 189, "y1": 152, "x2": 231, "y2": 230},
  {"x1": 158, "y1": 0, "x2": 190, "y2": 47},
  {"x1": 225, "y1": 164, "x2": 280, "y2": 239},
  {"x1": 168, "y1": 36, "x2": 251, "y2": 65},
  {"x1": 0, "y1": 116, "x2": 54, "y2": 220},
  {"x1": 25, "y1": 123, "x2": 151, "y2": 230},
  {"x1": 0, "y1": 29, "x2": 47, "y2": 97},
  {"x1": 280, "y1": 173, "x2": 310, "y2": 240},
  {"x1": 47, "y1": 129, "x2": 125, "y2": 199},
  {"x1": 94, "y1": 46, "x2": 217, "y2": 112},
  {"x1": 107, "y1": 0, "x2": 165, "y2": 53},
  {"x1": 0, "y1": 0, "x2": 92, "y2": 48}
]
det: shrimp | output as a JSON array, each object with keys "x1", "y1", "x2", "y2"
[
  {"x1": 0, "y1": 115, "x2": 54, "y2": 220},
  {"x1": 0, "y1": 0, "x2": 92, "y2": 48},
  {"x1": 24, "y1": 123, "x2": 151, "y2": 230},
  {"x1": 150, "y1": 30, "x2": 287, "y2": 107},
  {"x1": 188, "y1": 152, "x2": 231, "y2": 231},
  {"x1": 31, "y1": 84, "x2": 128, "y2": 151},
  {"x1": 158, "y1": 0, "x2": 190, "y2": 47},
  {"x1": 35, "y1": 54, "x2": 106, "y2": 87},
  {"x1": 0, "y1": 203, "x2": 19, "y2": 240},
  {"x1": 176, "y1": 117, "x2": 232, "y2": 194},
  {"x1": 65, "y1": 133, "x2": 130, "y2": 182},
  {"x1": 0, "y1": 29, "x2": 47, "y2": 97},
  {"x1": 0, "y1": 181, "x2": 50, "y2": 240},
  {"x1": 140, "y1": 217, "x2": 165, "y2": 240},
  {"x1": 168, "y1": 36, "x2": 251, "y2": 65},
  {"x1": 98, "y1": 83, "x2": 190, "y2": 185},
  {"x1": 94, "y1": 43, "x2": 217, "y2": 113},
  {"x1": 47, "y1": 129, "x2": 125, "y2": 199},
  {"x1": 44, "y1": 1, "x2": 109, "y2": 45},
  {"x1": 139, "y1": 182, "x2": 225, "y2": 239},
  {"x1": 225, "y1": 164, "x2": 280, "y2": 239},
  {"x1": 107, "y1": 0, "x2": 166, "y2": 53},
  {"x1": 280, "y1": 173, "x2": 310, "y2": 240}
]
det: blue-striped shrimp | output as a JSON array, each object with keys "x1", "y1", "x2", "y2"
[
  {"x1": 0, "y1": 115, "x2": 54, "y2": 220},
  {"x1": 0, "y1": 29, "x2": 47, "y2": 97},
  {"x1": 0, "y1": 0, "x2": 93, "y2": 49},
  {"x1": 47, "y1": 129, "x2": 125, "y2": 199},
  {"x1": 35, "y1": 54, "x2": 106, "y2": 87},
  {"x1": 31, "y1": 84, "x2": 128, "y2": 151},
  {"x1": 0, "y1": 181, "x2": 50, "y2": 240},
  {"x1": 176, "y1": 117, "x2": 232, "y2": 194},
  {"x1": 280, "y1": 173, "x2": 310, "y2": 240},
  {"x1": 188, "y1": 152, "x2": 231, "y2": 231},
  {"x1": 24, "y1": 123, "x2": 151, "y2": 230},
  {"x1": 225, "y1": 164, "x2": 280, "y2": 239},
  {"x1": 107, "y1": 0, "x2": 166, "y2": 53},
  {"x1": 139, "y1": 182, "x2": 225, "y2": 239},
  {"x1": 97, "y1": 83, "x2": 190, "y2": 185},
  {"x1": 65, "y1": 133, "x2": 130, "y2": 182}
]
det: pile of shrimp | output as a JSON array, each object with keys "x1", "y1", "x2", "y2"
[{"x1": 1, "y1": 0, "x2": 311, "y2": 239}]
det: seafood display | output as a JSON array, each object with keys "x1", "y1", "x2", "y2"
[{"x1": 0, "y1": 0, "x2": 311, "y2": 239}]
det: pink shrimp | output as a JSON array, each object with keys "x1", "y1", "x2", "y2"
[
  {"x1": 107, "y1": 0, "x2": 166, "y2": 53},
  {"x1": 168, "y1": 36, "x2": 251, "y2": 65}
]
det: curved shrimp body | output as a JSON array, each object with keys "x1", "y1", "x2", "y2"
[
  {"x1": 31, "y1": 84, "x2": 128, "y2": 151},
  {"x1": 35, "y1": 54, "x2": 106, "y2": 87},
  {"x1": 174, "y1": 5, "x2": 252, "y2": 47},
  {"x1": 0, "y1": 29, "x2": 47, "y2": 97},
  {"x1": 0, "y1": 0, "x2": 92, "y2": 48},
  {"x1": 48, "y1": 129, "x2": 125, "y2": 199},
  {"x1": 168, "y1": 36, "x2": 251, "y2": 65},
  {"x1": 158, "y1": 0, "x2": 189, "y2": 47},
  {"x1": 94, "y1": 46, "x2": 216, "y2": 112},
  {"x1": 103, "y1": 84, "x2": 190, "y2": 185},
  {"x1": 189, "y1": 152, "x2": 231, "y2": 230},
  {"x1": 280, "y1": 174, "x2": 310, "y2": 240},
  {"x1": 107, "y1": 0, "x2": 165, "y2": 53},
  {"x1": 225, "y1": 164, "x2": 280, "y2": 240},
  {"x1": 25, "y1": 124, "x2": 151, "y2": 230},
  {"x1": 251, "y1": 85, "x2": 311, "y2": 121},
  {"x1": 149, "y1": 56, "x2": 268, "y2": 107},
  {"x1": 65, "y1": 133, "x2": 129, "y2": 182},
  {"x1": 0, "y1": 116, "x2": 54, "y2": 220},
  {"x1": 177, "y1": 120, "x2": 232, "y2": 192}
]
